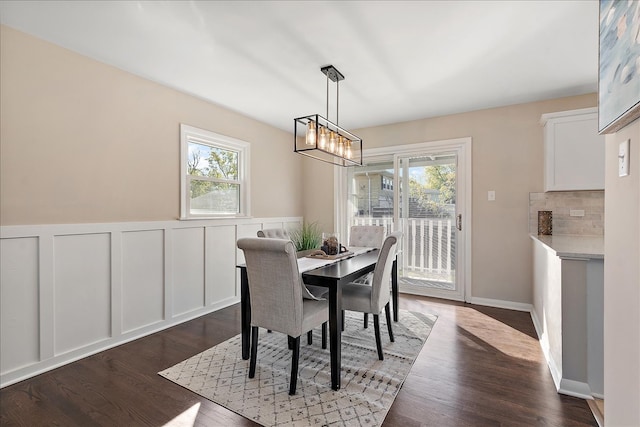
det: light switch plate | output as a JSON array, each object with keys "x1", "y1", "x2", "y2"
[
  {"x1": 488, "y1": 190, "x2": 495, "y2": 201},
  {"x1": 619, "y1": 139, "x2": 630, "y2": 177}
]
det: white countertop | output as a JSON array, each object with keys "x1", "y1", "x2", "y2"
[{"x1": 530, "y1": 234, "x2": 604, "y2": 259}]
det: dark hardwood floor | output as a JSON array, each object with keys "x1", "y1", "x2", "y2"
[{"x1": 1, "y1": 295, "x2": 597, "y2": 426}]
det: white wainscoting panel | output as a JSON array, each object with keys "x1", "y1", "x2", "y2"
[
  {"x1": 236, "y1": 223, "x2": 264, "y2": 265},
  {"x1": 53, "y1": 233, "x2": 112, "y2": 356},
  {"x1": 122, "y1": 230, "x2": 165, "y2": 333},
  {"x1": 206, "y1": 225, "x2": 237, "y2": 306},
  {"x1": 0, "y1": 216, "x2": 302, "y2": 388},
  {"x1": 172, "y1": 227, "x2": 206, "y2": 317},
  {"x1": 0, "y1": 237, "x2": 40, "y2": 373},
  {"x1": 261, "y1": 221, "x2": 285, "y2": 231}
]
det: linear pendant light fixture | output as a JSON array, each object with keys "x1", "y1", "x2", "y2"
[{"x1": 294, "y1": 65, "x2": 363, "y2": 166}]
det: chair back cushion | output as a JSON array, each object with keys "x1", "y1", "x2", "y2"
[
  {"x1": 370, "y1": 231, "x2": 402, "y2": 312},
  {"x1": 349, "y1": 225, "x2": 385, "y2": 248},
  {"x1": 237, "y1": 237, "x2": 304, "y2": 336},
  {"x1": 257, "y1": 228, "x2": 291, "y2": 240}
]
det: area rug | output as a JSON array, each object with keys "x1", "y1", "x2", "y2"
[{"x1": 159, "y1": 310, "x2": 437, "y2": 427}]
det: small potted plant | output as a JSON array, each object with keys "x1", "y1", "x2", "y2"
[{"x1": 291, "y1": 221, "x2": 322, "y2": 253}]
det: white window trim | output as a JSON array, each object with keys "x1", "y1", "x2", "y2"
[{"x1": 180, "y1": 124, "x2": 251, "y2": 220}]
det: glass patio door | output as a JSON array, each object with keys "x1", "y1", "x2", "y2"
[
  {"x1": 344, "y1": 139, "x2": 469, "y2": 302},
  {"x1": 347, "y1": 160, "x2": 396, "y2": 236},
  {"x1": 395, "y1": 152, "x2": 460, "y2": 299}
]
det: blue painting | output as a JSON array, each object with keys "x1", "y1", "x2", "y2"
[{"x1": 599, "y1": 0, "x2": 640, "y2": 133}]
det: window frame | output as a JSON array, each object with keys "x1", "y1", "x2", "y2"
[{"x1": 180, "y1": 124, "x2": 251, "y2": 219}]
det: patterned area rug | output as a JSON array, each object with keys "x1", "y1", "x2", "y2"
[{"x1": 159, "y1": 310, "x2": 437, "y2": 427}]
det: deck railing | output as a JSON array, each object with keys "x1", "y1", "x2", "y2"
[{"x1": 351, "y1": 216, "x2": 455, "y2": 277}]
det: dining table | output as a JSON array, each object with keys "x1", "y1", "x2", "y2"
[{"x1": 237, "y1": 247, "x2": 398, "y2": 391}]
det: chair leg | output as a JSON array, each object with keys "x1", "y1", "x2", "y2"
[
  {"x1": 373, "y1": 314, "x2": 384, "y2": 360},
  {"x1": 342, "y1": 310, "x2": 345, "y2": 331},
  {"x1": 249, "y1": 326, "x2": 259, "y2": 378},
  {"x1": 307, "y1": 330, "x2": 313, "y2": 345},
  {"x1": 322, "y1": 322, "x2": 327, "y2": 349},
  {"x1": 385, "y1": 303, "x2": 394, "y2": 342},
  {"x1": 288, "y1": 335, "x2": 294, "y2": 350},
  {"x1": 289, "y1": 336, "x2": 300, "y2": 395},
  {"x1": 363, "y1": 313, "x2": 369, "y2": 329}
]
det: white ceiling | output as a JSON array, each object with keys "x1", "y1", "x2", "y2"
[{"x1": 0, "y1": 1, "x2": 599, "y2": 132}]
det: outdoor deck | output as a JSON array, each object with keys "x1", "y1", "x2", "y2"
[{"x1": 353, "y1": 216, "x2": 456, "y2": 291}]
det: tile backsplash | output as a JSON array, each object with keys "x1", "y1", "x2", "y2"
[{"x1": 529, "y1": 191, "x2": 604, "y2": 236}]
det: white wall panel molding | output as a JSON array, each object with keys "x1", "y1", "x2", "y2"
[
  {"x1": 163, "y1": 226, "x2": 173, "y2": 322},
  {"x1": 0, "y1": 237, "x2": 39, "y2": 373},
  {"x1": 205, "y1": 226, "x2": 237, "y2": 306},
  {"x1": 0, "y1": 216, "x2": 302, "y2": 388},
  {"x1": 53, "y1": 233, "x2": 112, "y2": 356},
  {"x1": 39, "y1": 233, "x2": 55, "y2": 361},
  {"x1": 121, "y1": 229, "x2": 165, "y2": 334},
  {"x1": 111, "y1": 231, "x2": 123, "y2": 338},
  {"x1": 172, "y1": 227, "x2": 206, "y2": 317}
]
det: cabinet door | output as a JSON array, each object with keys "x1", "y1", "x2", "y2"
[{"x1": 544, "y1": 112, "x2": 605, "y2": 191}]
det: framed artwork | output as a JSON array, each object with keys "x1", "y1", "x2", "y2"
[{"x1": 598, "y1": 0, "x2": 640, "y2": 134}]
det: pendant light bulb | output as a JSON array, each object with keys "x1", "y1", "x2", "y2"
[
  {"x1": 318, "y1": 127, "x2": 328, "y2": 149},
  {"x1": 306, "y1": 121, "x2": 316, "y2": 145},
  {"x1": 337, "y1": 138, "x2": 345, "y2": 157},
  {"x1": 329, "y1": 131, "x2": 337, "y2": 153},
  {"x1": 345, "y1": 140, "x2": 352, "y2": 159}
]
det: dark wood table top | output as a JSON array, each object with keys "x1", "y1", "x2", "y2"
[{"x1": 301, "y1": 249, "x2": 378, "y2": 283}]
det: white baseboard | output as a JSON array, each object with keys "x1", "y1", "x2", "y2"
[
  {"x1": 531, "y1": 309, "x2": 598, "y2": 400},
  {"x1": 559, "y1": 378, "x2": 594, "y2": 400},
  {"x1": 531, "y1": 309, "x2": 562, "y2": 391},
  {"x1": 530, "y1": 309, "x2": 543, "y2": 338},
  {"x1": 468, "y1": 296, "x2": 533, "y2": 312}
]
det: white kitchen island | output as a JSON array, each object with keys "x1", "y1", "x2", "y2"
[{"x1": 531, "y1": 234, "x2": 604, "y2": 400}]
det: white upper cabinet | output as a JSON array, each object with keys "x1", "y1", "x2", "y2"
[{"x1": 540, "y1": 107, "x2": 605, "y2": 192}]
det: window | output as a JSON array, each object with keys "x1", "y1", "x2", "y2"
[
  {"x1": 180, "y1": 124, "x2": 250, "y2": 219},
  {"x1": 382, "y1": 176, "x2": 393, "y2": 191}
]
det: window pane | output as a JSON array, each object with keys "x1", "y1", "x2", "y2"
[
  {"x1": 188, "y1": 142, "x2": 238, "y2": 180},
  {"x1": 187, "y1": 142, "x2": 211, "y2": 176},
  {"x1": 190, "y1": 180, "x2": 239, "y2": 214}
]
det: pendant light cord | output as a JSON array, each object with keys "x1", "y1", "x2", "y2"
[
  {"x1": 326, "y1": 72, "x2": 329, "y2": 120},
  {"x1": 336, "y1": 79, "x2": 339, "y2": 128}
]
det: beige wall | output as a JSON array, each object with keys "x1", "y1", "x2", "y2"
[
  {"x1": 300, "y1": 155, "x2": 336, "y2": 230},
  {"x1": 0, "y1": 26, "x2": 302, "y2": 225},
  {"x1": 303, "y1": 94, "x2": 598, "y2": 304},
  {"x1": 604, "y1": 119, "x2": 640, "y2": 425}
]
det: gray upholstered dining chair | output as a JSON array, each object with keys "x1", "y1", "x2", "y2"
[
  {"x1": 348, "y1": 225, "x2": 385, "y2": 248},
  {"x1": 237, "y1": 237, "x2": 329, "y2": 395},
  {"x1": 257, "y1": 228, "x2": 328, "y2": 346},
  {"x1": 257, "y1": 228, "x2": 291, "y2": 239},
  {"x1": 348, "y1": 225, "x2": 386, "y2": 328},
  {"x1": 341, "y1": 231, "x2": 402, "y2": 360}
]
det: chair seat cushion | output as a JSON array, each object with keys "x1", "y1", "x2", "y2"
[
  {"x1": 301, "y1": 299, "x2": 329, "y2": 333},
  {"x1": 351, "y1": 272, "x2": 373, "y2": 285},
  {"x1": 341, "y1": 283, "x2": 373, "y2": 313},
  {"x1": 305, "y1": 284, "x2": 329, "y2": 299}
]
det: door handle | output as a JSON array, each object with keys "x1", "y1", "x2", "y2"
[{"x1": 456, "y1": 214, "x2": 462, "y2": 231}]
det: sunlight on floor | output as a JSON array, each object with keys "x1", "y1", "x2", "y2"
[
  {"x1": 458, "y1": 307, "x2": 540, "y2": 361},
  {"x1": 162, "y1": 402, "x2": 200, "y2": 427}
]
